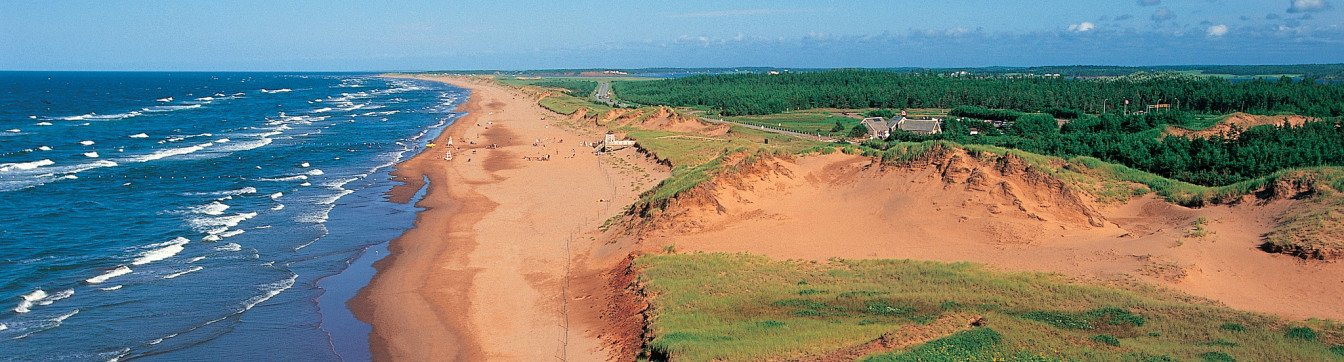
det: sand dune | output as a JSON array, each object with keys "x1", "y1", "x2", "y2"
[{"x1": 625, "y1": 150, "x2": 1344, "y2": 321}]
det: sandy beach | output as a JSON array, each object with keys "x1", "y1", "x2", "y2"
[{"x1": 350, "y1": 75, "x2": 662, "y2": 361}]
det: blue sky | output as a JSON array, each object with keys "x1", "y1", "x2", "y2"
[{"x1": 1, "y1": 0, "x2": 1340, "y2": 70}]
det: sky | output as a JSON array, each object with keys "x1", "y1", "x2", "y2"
[{"x1": 1, "y1": 0, "x2": 1341, "y2": 71}]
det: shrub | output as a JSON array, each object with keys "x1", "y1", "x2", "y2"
[
  {"x1": 1284, "y1": 326, "x2": 1317, "y2": 341},
  {"x1": 1329, "y1": 345, "x2": 1344, "y2": 357},
  {"x1": 1219, "y1": 323, "x2": 1245, "y2": 332},
  {"x1": 1092, "y1": 334, "x2": 1121, "y2": 346},
  {"x1": 1200, "y1": 351, "x2": 1236, "y2": 362}
]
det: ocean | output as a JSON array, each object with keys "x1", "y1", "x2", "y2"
[{"x1": 0, "y1": 72, "x2": 464, "y2": 360}]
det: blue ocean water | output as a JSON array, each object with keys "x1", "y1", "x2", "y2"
[{"x1": 0, "y1": 72, "x2": 464, "y2": 360}]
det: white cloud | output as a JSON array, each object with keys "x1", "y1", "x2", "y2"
[
  {"x1": 1288, "y1": 0, "x2": 1331, "y2": 13},
  {"x1": 1207, "y1": 24, "x2": 1230, "y2": 37},
  {"x1": 1068, "y1": 22, "x2": 1098, "y2": 32}
]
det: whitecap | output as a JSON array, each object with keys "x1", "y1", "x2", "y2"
[
  {"x1": 299, "y1": 182, "x2": 311, "y2": 187},
  {"x1": 312, "y1": 107, "x2": 334, "y2": 113},
  {"x1": 270, "y1": 204, "x2": 285, "y2": 211},
  {"x1": 132, "y1": 142, "x2": 212, "y2": 162},
  {"x1": 187, "y1": 256, "x2": 205, "y2": 263},
  {"x1": 191, "y1": 201, "x2": 230, "y2": 216},
  {"x1": 188, "y1": 186, "x2": 256, "y2": 196},
  {"x1": 37, "y1": 146, "x2": 52, "y2": 151},
  {"x1": 14, "y1": 289, "x2": 48, "y2": 313},
  {"x1": 35, "y1": 122, "x2": 53, "y2": 126},
  {"x1": 83, "y1": 152, "x2": 99, "y2": 158},
  {"x1": 128, "y1": 133, "x2": 149, "y2": 138},
  {"x1": 188, "y1": 212, "x2": 257, "y2": 233},
  {"x1": 99, "y1": 285, "x2": 123, "y2": 291},
  {"x1": 269, "y1": 192, "x2": 283, "y2": 200},
  {"x1": 0, "y1": 159, "x2": 54, "y2": 172},
  {"x1": 156, "y1": 97, "x2": 173, "y2": 102},
  {"x1": 163, "y1": 266, "x2": 204, "y2": 279},
  {"x1": 132, "y1": 237, "x2": 189, "y2": 265},
  {"x1": 215, "y1": 243, "x2": 242, "y2": 252},
  {"x1": 300, "y1": 162, "x2": 310, "y2": 168},
  {"x1": 260, "y1": 88, "x2": 292, "y2": 94},
  {"x1": 259, "y1": 175, "x2": 306, "y2": 182},
  {"x1": 79, "y1": 140, "x2": 94, "y2": 146},
  {"x1": 242, "y1": 275, "x2": 297, "y2": 311},
  {"x1": 7, "y1": 129, "x2": 22, "y2": 133},
  {"x1": 36, "y1": 289, "x2": 73, "y2": 306},
  {"x1": 305, "y1": 169, "x2": 324, "y2": 176},
  {"x1": 215, "y1": 138, "x2": 230, "y2": 143},
  {"x1": 142, "y1": 104, "x2": 202, "y2": 113},
  {"x1": 86, "y1": 265, "x2": 132, "y2": 284}
]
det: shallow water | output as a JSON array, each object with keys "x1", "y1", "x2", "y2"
[{"x1": 0, "y1": 72, "x2": 463, "y2": 360}]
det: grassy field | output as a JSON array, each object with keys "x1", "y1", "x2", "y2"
[
  {"x1": 635, "y1": 253, "x2": 1344, "y2": 361},
  {"x1": 537, "y1": 93, "x2": 614, "y2": 116},
  {"x1": 725, "y1": 112, "x2": 861, "y2": 137}
]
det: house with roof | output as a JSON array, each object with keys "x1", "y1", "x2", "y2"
[
  {"x1": 860, "y1": 117, "x2": 891, "y2": 139},
  {"x1": 895, "y1": 117, "x2": 943, "y2": 135}
]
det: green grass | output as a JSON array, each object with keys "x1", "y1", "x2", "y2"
[
  {"x1": 725, "y1": 112, "x2": 861, "y2": 137},
  {"x1": 537, "y1": 93, "x2": 613, "y2": 116},
  {"x1": 635, "y1": 253, "x2": 1344, "y2": 361}
]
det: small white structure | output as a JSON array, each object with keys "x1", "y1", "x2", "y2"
[{"x1": 596, "y1": 132, "x2": 636, "y2": 152}]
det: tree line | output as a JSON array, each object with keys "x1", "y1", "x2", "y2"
[{"x1": 613, "y1": 70, "x2": 1344, "y2": 117}]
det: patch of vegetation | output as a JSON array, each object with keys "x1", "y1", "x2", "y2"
[
  {"x1": 538, "y1": 93, "x2": 613, "y2": 115},
  {"x1": 635, "y1": 253, "x2": 1344, "y2": 361},
  {"x1": 864, "y1": 328, "x2": 1003, "y2": 361},
  {"x1": 531, "y1": 79, "x2": 598, "y2": 96},
  {"x1": 724, "y1": 111, "x2": 861, "y2": 137},
  {"x1": 1201, "y1": 351, "x2": 1237, "y2": 362},
  {"x1": 1286, "y1": 326, "x2": 1318, "y2": 341},
  {"x1": 1093, "y1": 334, "x2": 1122, "y2": 346},
  {"x1": 1221, "y1": 323, "x2": 1246, "y2": 332},
  {"x1": 1188, "y1": 217, "x2": 1210, "y2": 238}
]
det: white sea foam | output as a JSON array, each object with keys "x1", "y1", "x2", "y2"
[
  {"x1": 133, "y1": 142, "x2": 212, "y2": 162},
  {"x1": 300, "y1": 182, "x2": 311, "y2": 187},
  {"x1": 312, "y1": 107, "x2": 334, "y2": 113},
  {"x1": 79, "y1": 140, "x2": 94, "y2": 146},
  {"x1": 300, "y1": 162, "x2": 310, "y2": 168},
  {"x1": 269, "y1": 192, "x2": 283, "y2": 200},
  {"x1": 83, "y1": 152, "x2": 99, "y2": 158},
  {"x1": 142, "y1": 104, "x2": 202, "y2": 113},
  {"x1": 14, "y1": 289, "x2": 48, "y2": 313},
  {"x1": 215, "y1": 243, "x2": 242, "y2": 252},
  {"x1": 99, "y1": 285, "x2": 123, "y2": 291},
  {"x1": 305, "y1": 168, "x2": 324, "y2": 176},
  {"x1": 260, "y1": 88, "x2": 292, "y2": 94},
  {"x1": 215, "y1": 138, "x2": 230, "y2": 143},
  {"x1": 86, "y1": 265, "x2": 132, "y2": 284},
  {"x1": 157, "y1": 97, "x2": 173, "y2": 102},
  {"x1": 0, "y1": 323, "x2": 6, "y2": 331},
  {"x1": 259, "y1": 175, "x2": 306, "y2": 182},
  {"x1": 189, "y1": 186, "x2": 256, "y2": 196},
  {"x1": 210, "y1": 137, "x2": 271, "y2": 153},
  {"x1": 192, "y1": 201, "x2": 230, "y2": 216},
  {"x1": 37, "y1": 289, "x2": 73, "y2": 306},
  {"x1": 128, "y1": 133, "x2": 149, "y2": 138},
  {"x1": 132, "y1": 237, "x2": 189, "y2": 265},
  {"x1": 35, "y1": 122, "x2": 53, "y2": 126},
  {"x1": 187, "y1": 256, "x2": 205, "y2": 263},
  {"x1": 271, "y1": 204, "x2": 285, "y2": 211},
  {"x1": 56, "y1": 111, "x2": 142, "y2": 121},
  {"x1": 189, "y1": 212, "x2": 257, "y2": 233},
  {"x1": 242, "y1": 275, "x2": 297, "y2": 311},
  {"x1": 0, "y1": 159, "x2": 54, "y2": 172},
  {"x1": 37, "y1": 146, "x2": 52, "y2": 151},
  {"x1": 163, "y1": 266, "x2": 204, "y2": 279}
]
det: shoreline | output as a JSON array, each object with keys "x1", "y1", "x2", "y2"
[{"x1": 350, "y1": 75, "x2": 659, "y2": 361}]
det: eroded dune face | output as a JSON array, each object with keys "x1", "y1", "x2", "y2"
[{"x1": 621, "y1": 148, "x2": 1344, "y2": 320}]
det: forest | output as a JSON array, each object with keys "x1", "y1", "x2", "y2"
[
  {"x1": 875, "y1": 111, "x2": 1344, "y2": 186},
  {"x1": 612, "y1": 70, "x2": 1344, "y2": 117}
]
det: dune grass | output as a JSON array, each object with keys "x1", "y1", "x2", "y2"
[
  {"x1": 725, "y1": 112, "x2": 861, "y2": 137},
  {"x1": 538, "y1": 93, "x2": 614, "y2": 116},
  {"x1": 636, "y1": 253, "x2": 1344, "y2": 361}
]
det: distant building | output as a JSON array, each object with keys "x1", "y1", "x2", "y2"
[
  {"x1": 860, "y1": 117, "x2": 891, "y2": 139},
  {"x1": 1147, "y1": 103, "x2": 1172, "y2": 111},
  {"x1": 895, "y1": 117, "x2": 943, "y2": 135},
  {"x1": 597, "y1": 132, "x2": 636, "y2": 152}
]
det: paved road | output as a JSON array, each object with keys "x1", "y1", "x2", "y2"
[{"x1": 593, "y1": 81, "x2": 613, "y2": 104}]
